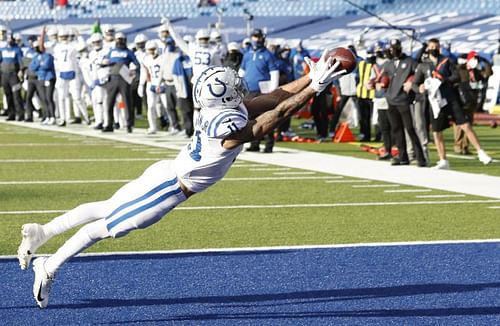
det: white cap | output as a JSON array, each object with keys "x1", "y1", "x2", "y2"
[
  {"x1": 183, "y1": 34, "x2": 194, "y2": 43},
  {"x1": 145, "y1": 40, "x2": 158, "y2": 50},
  {"x1": 47, "y1": 26, "x2": 58, "y2": 36},
  {"x1": 134, "y1": 33, "x2": 148, "y2": 44},
  {"x1": 58, "y1": 27, "x2": 70, "y2": 37},
  {"x1": 227, "y1": 42, "x2": 239, "y2": 52},
  {"x1": 115, "y1": 32, "x2": 126, "y2": 39},
  {"x1": 158, "y1": 23, "x2": 169, "y2": 33},
  {"x1": 102, "y1": 24, "x2": 115, "y2": 33},
  {"x1": 89, "y1": 33, "x2": 103, "y2": 43},
  {"x1": 195, "y1": 29, "x2": 210, "y2": 40},
  {"x1": 210, "y1": 30, "x2": 221, "y2": 40}
]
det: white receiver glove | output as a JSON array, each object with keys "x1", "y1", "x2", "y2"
[
  {"x1": 305, "y1": 49, "x2": 347, "y2": 93},
  {"x1": 137, "y1": 85, "x2": 144, "y2": 98}
]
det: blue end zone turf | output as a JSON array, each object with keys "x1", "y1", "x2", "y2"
[{"x1": 2, "y1": 243, "x2": 500, "y2": 325}]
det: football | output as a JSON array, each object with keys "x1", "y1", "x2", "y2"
[{"x1": 328, "y1": 47, "x2": 356, "y2": 74}]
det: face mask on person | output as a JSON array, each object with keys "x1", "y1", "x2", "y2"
[
  {"x1": 428, "y1": 49, "x2": 439, "y2": 58},
  {"x1": 251, "y1": 40, "x2": 263, "y2": 49},
  {"x1": 390, "y1": 46, "x2": 402, "y2": 58}
]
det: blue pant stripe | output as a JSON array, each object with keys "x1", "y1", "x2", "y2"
[
  {"x1": 106, "y1": 187, "x2": 182, "y2": 231},
  {"x1": 105, "y1": 177, "x2": 178, "y2": 221}
]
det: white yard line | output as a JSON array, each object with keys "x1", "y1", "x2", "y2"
[
  {"x1": 416, "y1": 194, "x2": 466, "y2": 198},
  {"x1": 352, "y1": 184, "x2": 400, "y2": 188},
  {"x1": 2, "y1": 199, "x2": 499, "y2": 215},
  {"x1": 1, "y1": 238, "x2": 499, "y2": 259},
  {"x1": 325, "y1": 179, "x2": 370, "y2": 183},
  {"x1": 0, "y1": 176, "x2": 344, "y2": 185},
  {"x1": 0, "y1": 143, "x2": 104, "y2": 146},
  {"x1": 384, "y1": 189, "x2": 432, "y2": 193},
  {"x1": 488, "y1": 206, "x2": 500, "y2": 209},
  {"x1": 249, "y1": 168, "x2": 291, "y2": 171},
  {"x1": 272, "y1": 171, "x2": 316, "y2": 175},
  {"x1": 0, "y1": 158, "x2": 162, "y2": 163}
]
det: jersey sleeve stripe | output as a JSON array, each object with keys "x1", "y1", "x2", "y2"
[{"x1": 208, "y1": 111, "x2": 247, "y2": 137}]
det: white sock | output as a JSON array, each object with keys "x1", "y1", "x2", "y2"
[
  {"x1": 43, "y1": 201, "x2": 108, "y2": 239},
  {"x1": 44, "y1": 219, "x2": 110, "y2": 276}
]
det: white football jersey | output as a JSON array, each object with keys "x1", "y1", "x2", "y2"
[
  {"x1": 172, "y1": 104, "x2": 248, "y2": 193},
  {"x1": 188, "y1": 43, "x2": 221, "y2": 83},
  {"x1": 89, "y1": 48, "x2": 108, "y2": 83},
  {"x1": 53, "y1": 42, "x2": 79, "y2": 73},
  {"x1": 141, "y1": 53, "x2": 165, "y2": 86}
]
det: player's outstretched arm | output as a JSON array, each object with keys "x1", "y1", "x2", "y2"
[
  {"x1": 243, "y1": 74, "x2": 311, "y2": 118},
  {"x1": 224, "y1": 51, "x2": 346, "y2": 149}
]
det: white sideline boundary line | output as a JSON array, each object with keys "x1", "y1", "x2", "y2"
[
  {"x1": 1, "y1": 120, "x2": 500, "y2": 199},
  {"x1": 1, "y1": 199, "x2": 500, "y2": 215},
  {"x1": 0, "y1": 176, "x2": 345, "y2": 185},
  {"x1": 0, "y1": 158, "x2": 162, "y2": 163},
  {"x1": 1, "y1": 239, "x2": 499, "y2": 260}
]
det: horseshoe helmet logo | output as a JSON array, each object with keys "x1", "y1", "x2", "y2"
[{"x1": 207, "y1": 77, "x2": 227, "y2": 97}]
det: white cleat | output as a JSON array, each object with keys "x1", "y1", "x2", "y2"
[
  {"x1": 478, "y1": 150, "x2": 493, "y2": 165},
  {"x1": 32, "y1": 257, "x2": 55, "y2": 309},
  {"x1": 17, "y1": 224, "x2": 48, "y2": 270},
  {"x1": 433, "y1": 159, "x2": 450, "y2": 170}
]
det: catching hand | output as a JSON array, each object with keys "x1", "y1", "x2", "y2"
[{"x1": 305, "y1": 49, "x2": 347, "y2": 93}]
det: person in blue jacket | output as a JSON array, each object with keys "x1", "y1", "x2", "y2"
[
  {"x1": 1, "y1": 34, "x2": 24, "y2": 121},
  {"x1": 30, "y1": 41, "x2": 56, "y2": 125},
  {"x1": 238, "y1": 28, "x2": 279, "y2": 153},
  {"x1": 101, "y1": 32, "x2": 139, "y2": 133}
]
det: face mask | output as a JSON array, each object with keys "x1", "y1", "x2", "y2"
[
  {"x1": 116, "y1": 39, "x2": 126, "y2": 48},
  {"x1": 251, "y1": 40, "x2": 263, "y2": 49},
  {"x1": 428, "y1": 49, "x2": 439, "y2": 58},
  {"x1": 390, "y1": 47, "x2": 402, "y2": 58},
  {"x1": 467, "y1": 58, "x2": 478, "y2": 70}
]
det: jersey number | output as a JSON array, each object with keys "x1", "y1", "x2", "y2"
[
  {"x1": 152, "y1": 64, "x2": 161, "y2": 79},
  {"x1": 62, "y1": 49, "x2": 68, "y2": 62},
  {"x1": 188, "y1": 130, "x2": 202, "y2": 161},
  {"x1": 194, "y1": 51, "x2": 211, "y2": 65}
]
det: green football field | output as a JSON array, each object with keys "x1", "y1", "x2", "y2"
[{"x1": 0, "y1": 121, "x2": 499, "y2": 257}]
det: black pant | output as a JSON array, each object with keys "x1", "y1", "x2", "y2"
[
  {"x1": 387, "y1": 103, "x2": 424, "y2": 163},
  {"x1": 329, "y1": 95, "x2": 355, "y2": 133},
  {"x1": 377, "y1": 109, "x2": 392, "y2": 154},
  {"x1": 25, "y1": 78, "x2": 44, "y2": 120},
  {"x1": 2, "y1": 72, "x2": 24, "y2": 120},
  {"x1": 130, "y1": 77, "x2": 143, "y2": 116},
  {"x1": 40, "y1": 79, "x2": 56, "y2": 119},
  {"x1": 164, "y1": 84, "x2": 180, "y2": 130},
  {"x1": 311, "y1": 89, "x2": 330, "y2": 138},
  {"x1": 246, "y1": 91, "x2": 274, "y2": 152},
  {"x1": 357, "y1": 98, "x2": 373, "y2": 141},
  {"x1": 178, "y1": 97, "x2": 194, "y2": 137},
  {"x1": 105, "y1": 75, "x2": 133, "y2": 128}
]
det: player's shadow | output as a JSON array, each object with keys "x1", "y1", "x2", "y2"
[{"x1": 50, "y1": 282, "x2": 500, "y2": 319}]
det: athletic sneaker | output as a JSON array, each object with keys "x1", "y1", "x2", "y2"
[
  {"x1": 17, "y1": 223, "x2": 48, "y2": 270},
  {"x1": 433, "y1": 159, "x2": 450, "y2": 170},
  {"x1": 478, "y1": 150, "x2": 493, "y2": 165},
  {"x1": 32, "y1": 257, "x2": 55, "y2": 309}
]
